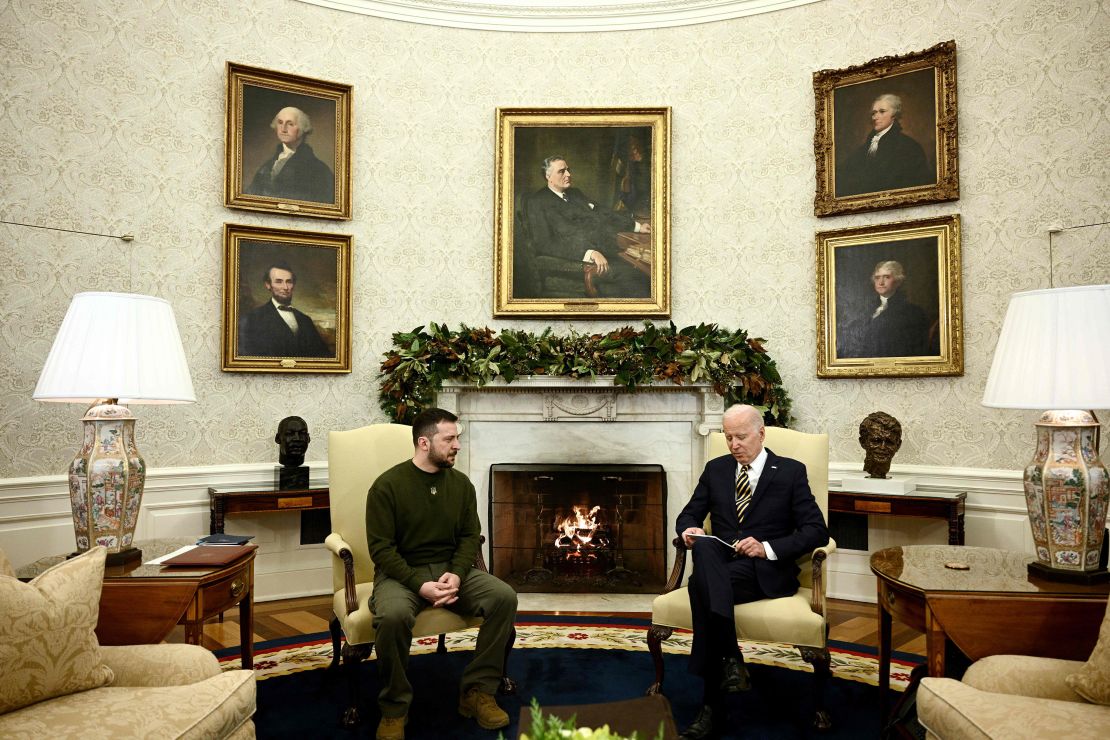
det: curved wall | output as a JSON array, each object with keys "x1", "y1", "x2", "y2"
[{"x1": 1, "y1": 0, "x2": 1107, "y2": 481}]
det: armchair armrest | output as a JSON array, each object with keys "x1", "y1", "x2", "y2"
[
  {"x1": 474, "y1": 534, "x2": 489, "y2": 572},
  {"x1": 808, "y1": 537, "x2": 836, "y2": 617},
  {"x1": 324, "y1": 532, "x2": 352, "y2": 557},
  {"x1": 325, "y1": 532, "x2": 359, "y2": 616},
  {"x1": 660, "y1": 536, "x2": 689, "y2": 594}
]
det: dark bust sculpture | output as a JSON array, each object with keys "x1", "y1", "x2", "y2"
[
  {"x1": 276, "y1": 416, "x2": 311, "y2": 468},
  {"x1": 859, "y1": 412, "x2": 902, "y2": 479}
]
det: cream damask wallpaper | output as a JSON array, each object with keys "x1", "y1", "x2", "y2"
[{"x1": 0, "y1": 0, "x2": 1107, "y2": 479}]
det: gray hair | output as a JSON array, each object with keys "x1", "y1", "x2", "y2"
[
  {"x1": 723, "y1": 404, "x2": 764, "y2": 431},
  {"x1": 541, "y1": 155, "x2": 567, "y2": 178},
  {"x1": 872, "y1": 260, "x2": 906, "y2": 282},
  {"x1": 270, "y1": 107, "x2": 313, "y2": 136},
  {"x1": 873, "y1": 94, "x2": 903, "y2": 117}
]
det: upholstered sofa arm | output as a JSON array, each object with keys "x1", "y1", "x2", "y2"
[
  {"x1": 101, "y1": 644, "x2": 219, "y2": 687},
  {"x1": 963, "y1": 655, "x2": 1088, "y2": 703}
]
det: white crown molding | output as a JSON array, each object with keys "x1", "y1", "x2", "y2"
[{"x1": 294, "y1": 0, "x2": 825, "y2": 32}]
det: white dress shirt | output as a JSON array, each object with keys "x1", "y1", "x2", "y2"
[{"x1": 736, "y1": 448, "x2": 778, "y2": 560}]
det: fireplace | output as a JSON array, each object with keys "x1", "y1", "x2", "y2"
[
  {"x1": 489, "y1": 463, "x2": 667, "y2": 593},
  {"x1": 435, "y1": 376, "x2": 725, "y2": 577}
]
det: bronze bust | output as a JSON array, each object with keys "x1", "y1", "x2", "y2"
[
  {"x1": 276, "y1": 416, "x2": 311, "y2": 468},
  {"x1": 859, "y1": 412, "x2": 902, "y2": 479}
]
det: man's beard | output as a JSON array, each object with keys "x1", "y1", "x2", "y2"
[{"x1": 428, "y1": 449, "x2": 456, "y2": 469}]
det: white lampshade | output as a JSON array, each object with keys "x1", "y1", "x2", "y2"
[
  {"x1": 982, "y1": 285, "x2": 1110, "y2": 410},
  {"x1": 34, "y1": 292, "x2": 196, "y2": 404}
]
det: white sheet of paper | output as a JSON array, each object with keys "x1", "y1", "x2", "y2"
[
  {"x1": 144, "y1": 545, "x2": 197, "y2": 565},
  {"x1": 690, "y1": 533, "x2": 735, "y2": 548}
]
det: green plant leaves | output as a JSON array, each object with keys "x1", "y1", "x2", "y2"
[{"x1": 377, "y1": 322, "x2": 792, "y2": 427}]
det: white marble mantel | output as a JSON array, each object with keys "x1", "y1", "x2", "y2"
[{"x1": 436, "y1": 376, "x2": 726, "y2": 570}]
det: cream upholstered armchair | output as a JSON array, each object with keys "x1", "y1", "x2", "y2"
[
  {"x1": 324, "y1": 423, "x2": 515, "y2": 728},
  {"x1": 917, "y1": 594, "x2": 1110, "y2": 739},
  {"x1": 646, "y1": 427, "x2": 837, "y2": 729}
]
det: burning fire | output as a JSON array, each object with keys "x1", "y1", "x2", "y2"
[{"x1": 553, "y1": 505, "x2": 609, "y2": 559}]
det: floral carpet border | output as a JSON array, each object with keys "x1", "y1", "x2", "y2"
[{"x1": 222, "y1": 621, "x2": 917, "y2": 691}]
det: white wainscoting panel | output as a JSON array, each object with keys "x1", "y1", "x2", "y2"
[
  {"x1": 0, "y1": 462, "x2": 331, "y2": 603},
  {"x1": 2, "y1": 458, "x2": 1031, "y2": 604}
]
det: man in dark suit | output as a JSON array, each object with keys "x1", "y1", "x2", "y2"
[
  {"x1": 837, "y1": 93, "x2": 933, "y2": 197},
  {"x1": 521, "y1": 155, "x2": 651, "y2": 298},
  {"x1": 246, "y1": 106, "x2": 335, "y2": 203},
  {"x1": 238, "y1": 262, "x2": 330, "y2": 358},
  {"x1": 838, "y1": 260, "x2": 933, "y2": 358},
  {"x1": 675, "y1": 405, "x2": 829, "y2": 739}
]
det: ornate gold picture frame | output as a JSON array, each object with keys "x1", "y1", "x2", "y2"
[
  {"x1": 494, "y1": 107, "x2": 671, "y2": 318},
  {"x1": 817, "y1": 214, "x2": 962, "y2": 378},
  {"x1": 222, "y1": 223, "x2": 352, "y2": 373},
  {"x1": 814, "y1": 41, "x2": 958, "y2": 217},
  {"x1": 224, "y1": 62, "x2": 352, "y2": 220}
]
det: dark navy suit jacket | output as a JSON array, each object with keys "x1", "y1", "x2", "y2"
[{"x1": 676, "y1": 448, "x2": 829, "y2": 598}]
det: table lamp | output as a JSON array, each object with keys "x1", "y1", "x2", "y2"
[
  {"x1": 982, "y1": 284, "x2": 1110, "y2": 582},
  {"x1": 33, "y1": 292, "x2": 196, "y2": 565}
]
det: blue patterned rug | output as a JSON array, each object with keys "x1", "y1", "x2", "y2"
[{"x1": 220, "y1": 615, "x2": 920, "y2": 739}]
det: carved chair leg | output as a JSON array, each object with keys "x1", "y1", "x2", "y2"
[
  {"x1": 328, "y1": 616, "x2": 342, "y2": 671},
  {"x1": 799, "y1": 645, "x2": 832, "y2": 731},
  {"x1": 499, "y1": 626, "x2": 518, "y2": 695},
  {"x1": 340, "y1": 641, "x2": 373, "y2": 729},
  {"x1": 646, "y1": 624, "x2": 673, "y2": 695}
]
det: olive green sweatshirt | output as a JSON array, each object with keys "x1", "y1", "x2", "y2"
[{"x1": 364, "y1": 460, "x2": 482, "y2": 594}]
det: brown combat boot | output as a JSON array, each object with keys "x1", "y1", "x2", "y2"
[
  {"x1": 458, "y1": 686, "x2": 510, "y2": 729},
  {"x1": 376, "y1": 714, "x2": 406, "y2": 740}
]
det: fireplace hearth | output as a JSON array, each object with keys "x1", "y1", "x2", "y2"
[{"x1": 489, "y1": 464, "x2": 667, "y2": 593}]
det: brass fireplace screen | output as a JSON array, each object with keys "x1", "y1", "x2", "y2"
[{"x1": 488, "y1": 464, "x2": 667, "y2": 594}]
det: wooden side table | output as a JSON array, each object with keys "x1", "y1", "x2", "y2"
[
  {"x1": 870, "y1": 545, "x2": 1108, "y2": 727},
  {"x1": 829, "y1": 489, "x2": 966, "y2": 545},
  {"x1": 209, "y1": 485, "x2": 329, "y2": 534},
  {"x1": 17, "y1": 538, "x2": 256, "y2": 669}
]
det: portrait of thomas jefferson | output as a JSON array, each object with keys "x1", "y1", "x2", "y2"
[{"x1": 834, "y1": 239, "x2": 941, "y2": 360}]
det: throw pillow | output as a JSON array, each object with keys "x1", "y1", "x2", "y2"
[
  {"x1": 0, "y1": 547, "x2": 13, "y2": 578},
  {"x1": 0, "y1": 547, "x2": 114, "y2": 713},
  {"x1": 1066, "y1": 594, "x2": 1110, "y2": 705}
]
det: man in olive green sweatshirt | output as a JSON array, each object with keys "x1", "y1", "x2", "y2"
[{"x1": 365, "y1": 407, "x2": 517, "y2": 740}]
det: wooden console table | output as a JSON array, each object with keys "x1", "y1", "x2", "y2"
[
  {"x1": 870, "y1": 545, "x2": 1109, "y2": 725},
  {"x1": 830, "y1": 489, "x2": 966, "y2": 545},
  {"x1": 17, "y1": 538, "x2": 256, "y2": 669},
  {"x1": 209, "y1": 485, "x2": 329, "y2": 534}
]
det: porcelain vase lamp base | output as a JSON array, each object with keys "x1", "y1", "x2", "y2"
[
  {"x1": 69, "y1": 400, "x2": 147, "y2": 566},
  {"x1": 1023, "y1": 410, "x2": 1109, "y2": 583}
]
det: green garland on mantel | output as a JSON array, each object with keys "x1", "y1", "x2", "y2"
[{"x1": 378, "y1": 322, "x2": 792, "y2": 427}]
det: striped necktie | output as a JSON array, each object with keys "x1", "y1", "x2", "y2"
[{"x1": 735, "y1": 464, "x2": 753, "y2": 525}]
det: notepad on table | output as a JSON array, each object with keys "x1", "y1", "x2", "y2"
[
  {"x1": 196, "y1": 533, "x2": 254, "y2": 546},
  {"x1": 160, "y1": 544, "x2": 256, "y2": 567}
]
